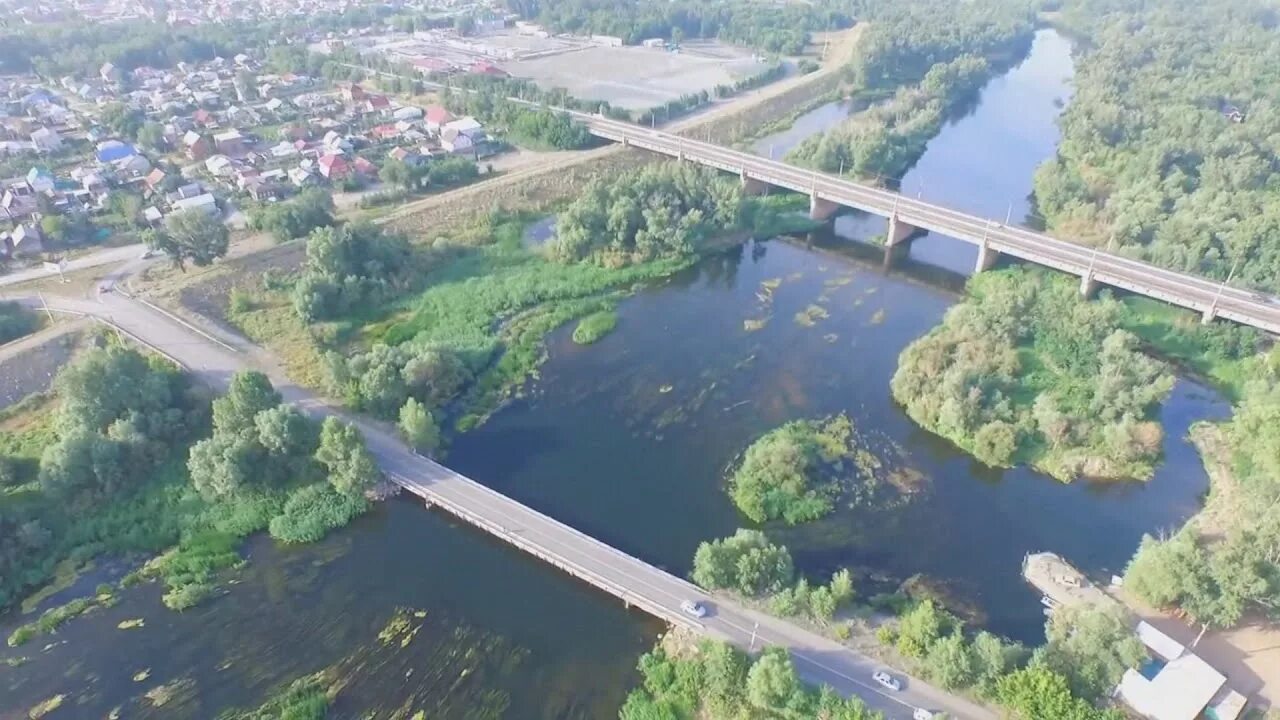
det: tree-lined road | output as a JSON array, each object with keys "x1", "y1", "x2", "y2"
[
  {"x1": 579, "y1": 113, "x2": 1280, "y2": 335},
  {"x1": 1, "y1": 286, "x2": 995, "y2": 720}
]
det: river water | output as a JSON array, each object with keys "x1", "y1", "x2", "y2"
[{"x1": 1, "y1": 28, "x2": 1229, "y2": 718}]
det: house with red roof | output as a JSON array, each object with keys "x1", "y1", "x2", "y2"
[
  {"x1": 316, "y1": 153, "x2": 349, "y2": 180},
  {"x1": 424, "y1": 105, "x2": 454, "y2": 133}
]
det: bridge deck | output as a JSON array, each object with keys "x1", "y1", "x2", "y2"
[{"x1": 580, "y1": 114, "x2": 1280, "y2": 335}]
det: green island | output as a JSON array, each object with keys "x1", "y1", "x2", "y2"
[
  {"x1": 0, "y1": 343, "x2": 382, "y2": 625},
  {"x1": 787, "y1": 0, "x2": 1035, "y2": 181},
  {"x1": 891, "y1": 268, "x2": 1177, "y2": 481},
  {"x1": 727, "y1": 413, "x2": 871, "y2": 524}
]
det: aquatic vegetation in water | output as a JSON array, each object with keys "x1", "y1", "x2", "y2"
[
  {"x1": 823, "y1": 333, "x2": 839, "y2": 343},
  {"x1": 869, "y1": 308, "x2": 886, "y2": 325},
  {"x1": 743, "y1": 317, "x2": 770, "y2": 332},
  {"x1": 218, "y1": 672, "x2": 333, "y2": 720},
  {"x1": 117, "y1": 618, "x2": 144, "y2": 630},
  {"x1": 378, "y1": 607, "x2": 426, "y2": 649},
  {"x1": 27, "y1": 694, "x2": 64, "y2": 719},
  {"x1": 133, "y1": 668, "x2": 151, "y2": 682},
  {"x1": 571, "y1": 309, "x2": 619, "y2": 345},
  {"x1": 793, "y1": 304, "x2": 830, "y2": 327},
  {"x1": 144, "y1": 677, "x2": 195, "y2": 707},
  {"x1": 7, "y1": 589, "x2": 116, "y2": 647}
]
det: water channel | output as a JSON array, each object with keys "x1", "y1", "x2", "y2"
[{"x1": 2, "y1": 28, "x2": 1230, "y2": 718}]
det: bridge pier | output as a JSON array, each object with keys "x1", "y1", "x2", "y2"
[
  {"x1": 975, "y1": 238, "x2": 1000, "y2": 273},
  {"x1": 1079, "y1": 270, "x2": 1099, "y2": 298},
  {"x1": 1202, "y1": 306, "x2": 1218, "y2": 325},
  {"x1": 809, "y1": 194, "x2": 839, "y2": 221},
  {"x1": 881, "y1": 213, "x2": 920, "y2": 267},
  {"x1": 740, "y1": 171, "x2": 770, "y2": 196}
]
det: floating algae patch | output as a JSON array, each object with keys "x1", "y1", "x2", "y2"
[
  {"x1": 145, "y1": 677, "x2": 195, "y2": 707},
  {"x1": 28, "y1": 694, "x2": 64, "y2": 719},
  {"x1": 117, "y1": 619, "x2": 144, "y2": 630},
  {"x1": 132, "y1": 668, "x2": 151, "y2": 682},
  {"x1": 823, "y1": 333, "x2": 839, "y2": 343},
  {"x1": 378, "y1": 607, "x2": 425, "y2": 649},
  {"x1": 786, "y1": 272, "x2": 804, "y2": 282},
  {"x1": 743, "y1": 317, "x2": 770, "y2": 332},
  {"x1": 760, "y1": 278, "x2": 782, "y2": 291},
  {"x1": 869, "y1": 308, "x2": 886, "y2": 325},
  {"x1": 823, "y1": 276, "x2": 854, "y2": 289},
  {"x1": 793, "y1": 305, "x2": 831, "y2": 327}
]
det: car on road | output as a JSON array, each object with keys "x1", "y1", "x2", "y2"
[
  {"x1": 872, "y1": 670, "x2": 901, "y2": 691},
  {"x1": 913, "y1": 709, "x2": 936, "y2": 720},
  {"x1": 680, "y1": 599, "x2": 707, "y2": 618}
]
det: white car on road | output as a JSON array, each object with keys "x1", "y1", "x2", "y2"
[
  {"x1": 680, "y1": 599, "x2": 707, "y2": 618},
  {"x1": 872, "y1": 670, "x2": 902, "y2": 691}
]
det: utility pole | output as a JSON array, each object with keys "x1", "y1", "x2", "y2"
[
  {"x1": 749, "y1": 621, "x2": 759, "y2": 652},
  {"x1": 1207, "y1": 256, "x2": 1241, "y2": 320}
]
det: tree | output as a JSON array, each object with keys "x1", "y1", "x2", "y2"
[
  {"x1": 188, "y1": 434, "x2": 257, "y2": 498},
  {"x1": 137, "y1": 121, "x2": 166, "y2": 150},
  {"x1": 154, "y1": 210, "x2": 229, "y2": 270},
  {"x1": 316, "y1": 417, "x2": 381, "y2": 497},
  {"x1": 994, "y1": 666, "x2": 1125, "y2": 720},
  {"x1": 213, "y1": 371, "x2": 282, "y2": 438},
  {"x1": 1036, "y1": 605, "x2": 1148, "y2": 702},
  {"x1": 745, "y1": 647, "x2": 801, "y2": 711},
  {"x1": 692, "y1": 529, "x2": 793, "y2": 596},
  {"x1": 895, "y1": 599, "x2": 949, "y2": 658},
  {"x1": 99, "y1": 101, "x2": 144, "y2": 140},
  {"x1": 926, "y1": 632, "x2": 977, "y2": 690},
  {"x1": 398, "y1": 398, "x2": 440, "y2": 455}
]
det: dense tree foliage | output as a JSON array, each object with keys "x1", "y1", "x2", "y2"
[
  {"x1": 1124, "y1": 357, "x2": 1280, "y2": 628},
  {"x1": 328, "y1": 343, "x2": 472, "y2": 421},
  {"x1": 1034, "y1": 0, "x2": 1280, "y2": 288},
  {"x1": 550, "y1": 164, "x2": 745, "y2": 266},
  {"x1": 148, "y1": 210, "x2": 230, "y2": 271},
  {"x1": 892, "y1": 269, "x2": 1175, "y2": 480},
  {"x1": 1035, "y1": 605, "x2": 1148, "y2": 701},
  {"x1": 521, "y1": 0, "x2": 849, "y2": 54},
  {"x1": 619, "y1": 640, "x2": 878, "y2": 720},
  {"x1": 994, "y1": 666, "x2": 1126, "y2": 720},
  {"x1": 249, "y1": 189, "x2": 335, "y2": 244},
  {"x1": 728, "y1": 414, "x2": 857, "y2": 524},
  {"x1": 691, "y1": 529, "x2": 794, "y2": 596},
  {"x1": 292, "y1": 222, "x2": 416, "y2": 322}
]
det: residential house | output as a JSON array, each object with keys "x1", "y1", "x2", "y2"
[
  {"x1": 30, "y1": 127, "x2": 61, "y2": 152},
  {"x1": 204, "y1": 154, "x2": 234, "y2": 178},
  {"x1": 214, "y1": 129, "x2": 246, "y2": 155},
  {"x1": 393, "y1": 106, "x2": 424, "y2": 122},
  {"x1": 25, "y1": 166, "x2": 55, "y2": 193},
  {"x1": 364, "y1": 94, "x2": 391, "y2": 114},
  {"x1": 288, "y1": 166, "x2": 317, "y2": 187},
  {"x1": 316, "y1": 153, "x2": 349, "y2": 181},
  {"x1": 8, "y1": 223, "x2": 44, "y2": 257},
  {"x1": 144, "y1": 168, "x2": 168, "y2": 194},
  {"x1": 269, "y1": 140, "x2": 299, "y2": 159},
  {"x1": 343, "y1": 83, "x2": 367, "y2": 104},
  {"x1": 439, "y1": 127, "x2": 474, "y2": 154},
  {"x1": 351, "y1": 156, "x2": 378, "y2": 179},
  {"x1": 387, "y1": 146, "x2": 423, "y2": 166},
  {"x1": 95, "y1": 140, "x2": 137, "y2": 164},
  {"x1": 322, "y1": 130, "x2": 352, "y2": 154},
  {"x1": 184, "y1": 131, "x2": 212, "y2": 160},
  {"x1": 171, "y1": 192, "x2": 219, "y2": 217},
  {"x1": 424, "y1": 105, "x2": 454, "y2": 133}
]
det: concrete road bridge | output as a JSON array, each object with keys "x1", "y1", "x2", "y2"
[
  {"x1": 577, "y1": 113, "x2": 1280, "y2": 335},
  {"x1": 5, "y1": 286, "x2": 994, "y2": 720}
]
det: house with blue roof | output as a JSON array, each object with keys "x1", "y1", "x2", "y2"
[{"x1": 95, "y1": 140, "x2": 138, "y2": 164}]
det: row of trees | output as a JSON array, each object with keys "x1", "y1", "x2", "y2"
[
  {"x1": 521, "y1": 0, "x2": 850, "y2": 54},
  {"x1": 891, "y1": 269, "x2": 1175, "y2": 480},
  {"x1": 380, "y1": 156, "x2": 480, "y2": 192},
  {"x1": 788, "y1": 54, "x2": 992, "y2": 181},
  {"x1": 621, "y1": 641, "x2": 879, "y2": 719},
  {"x1": 1033, "y1": 0, "x2": 1280, "y2": 288},
  {"x1": 880, "y1": 599, "x2": 1134, "y2": 718},
  {"x1": 549, "y1": 164, "x2": 745, "y2": 266}
]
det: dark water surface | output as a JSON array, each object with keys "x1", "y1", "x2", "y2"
[{"x1": 1, "y1": 27, "x2": 1227, "y2": 718}]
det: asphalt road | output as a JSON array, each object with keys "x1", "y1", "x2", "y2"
[
  {"x1": 0, "y1": 282, "x2": 995, "y2": 720},
  {"x1": 0, "y1": 244, "x2": 146, "y2": 288},
  {"x1": 580, "y1": 113, "x2": 1280, "y2": 334}
]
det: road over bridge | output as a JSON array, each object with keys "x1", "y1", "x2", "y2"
[
  {"x1": 8, "y1": 286, "x2": 995, "y2": 720},
  {"x1": 577, "y1": 113, "x2": 1280, "y2": 335}
]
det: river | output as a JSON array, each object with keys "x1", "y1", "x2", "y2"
[{"x1": 1, "y1": 28, "x2": 1229, "y2": 718}]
